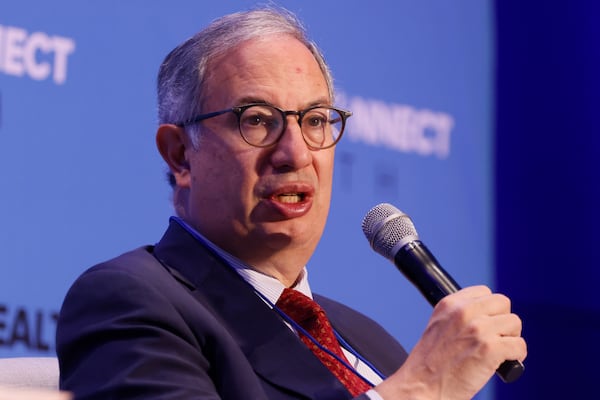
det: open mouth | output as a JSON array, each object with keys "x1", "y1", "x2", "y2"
[
  {"x1": 266, "y1": 186, "x2": 313, "y2": 217},
  {"x1": 275, "y1": 193, "x2": 306, "y2": 203}
]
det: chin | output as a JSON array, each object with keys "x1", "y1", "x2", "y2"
[{"x1": 257, "y1": 223, "x2": 319, "y2": 252}]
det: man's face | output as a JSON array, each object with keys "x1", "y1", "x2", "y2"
[{"x1": 182, "y1": 35, "x2": 335, "y2": 274}]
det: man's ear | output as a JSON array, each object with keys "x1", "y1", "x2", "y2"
[{"x1": 156, "y1": 124, "x2": 192, "y2": 188}]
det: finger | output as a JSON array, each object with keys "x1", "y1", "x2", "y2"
[
  {"x1": 458, "y1": 316, "x2": 527, "y2": 367},
  {"x1": 498, "y1": 313, "x2": 523, "y2": 337},
  {"x1": 476, "y1": 313, "x2": 523, "y2": 337},
  {"x1": 473, "y1": 293, "x2": 512, "y2": 317},
  {"x1": 435, "y1": 285, "x2": 492, "y2": 314},
  {"x1": 498, "y1": 336, "x2": 528, "y2": 364},
  {"x1": 454, "y1": 285, "x2": 492, "y2": 298},
  {"x1": 437, "y1": 289, "x2": 511, "y2": 324}
]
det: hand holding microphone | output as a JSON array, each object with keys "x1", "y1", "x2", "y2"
[{"x1": 362, "y1": 203, "x2": 526, "y2": 398}]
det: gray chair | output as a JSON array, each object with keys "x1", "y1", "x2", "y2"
[{"x1": 0, "y1": 357, "x2": 59, "y2": 390}]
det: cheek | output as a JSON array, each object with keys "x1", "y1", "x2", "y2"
[
  {"x1": 192, "y1": 146, "x2": 259, "y2": 204},
  {"x1": 314, "y1": 155, "x2": 335, "y2": 212},
  {"x1": 317, "y1": 153, "x2": 335, "y2": 191}
]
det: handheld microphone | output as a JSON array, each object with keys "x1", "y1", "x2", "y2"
[{"x1": 361, "y1": 203, "x2": 524, "y2": 383}]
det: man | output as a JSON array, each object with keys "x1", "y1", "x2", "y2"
[{"x1": 56, "y1": 7, "x2": 526, "y2": 400}]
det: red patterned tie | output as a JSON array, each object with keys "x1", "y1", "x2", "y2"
[{"x1": 276, "y1": 288, "x2": 372, "y2": 397}]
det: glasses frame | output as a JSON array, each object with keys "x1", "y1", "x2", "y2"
[{"x1": 176, "y1": 102, "x2": 352, "y2": 150}]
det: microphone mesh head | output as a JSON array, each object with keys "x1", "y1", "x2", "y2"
[{"x1": 361, "y1": 203, "x2": 419, "y2": 260}]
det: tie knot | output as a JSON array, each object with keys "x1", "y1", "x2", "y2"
[{"x1": 276, "y1": 288, "x2": 325, "y2": 326}]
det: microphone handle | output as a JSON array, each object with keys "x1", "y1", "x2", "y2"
[{"x1": 394, "y1": 241, "x2": 524, "y2": 383}]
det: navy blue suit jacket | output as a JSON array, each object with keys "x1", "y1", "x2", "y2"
[{"x1": 57, "y1": 221, "x2": 408, "y2": 399}]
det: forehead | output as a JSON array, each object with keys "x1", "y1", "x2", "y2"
[{"x1": 202, "y1": 35, "x2": 331, "y2": 108}]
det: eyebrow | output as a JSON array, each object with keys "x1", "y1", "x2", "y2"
[{"x1": 234, "y1": 96, "x2": 332, "y2": 109}]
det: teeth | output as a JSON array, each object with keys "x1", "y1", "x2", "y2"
[{"x1": 277, "y1": 193, "x2": 303, "y2": 203}]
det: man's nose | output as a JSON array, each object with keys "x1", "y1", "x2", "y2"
[{"x1": 268, "y1": 115, "x2": 312, "y2": 170}]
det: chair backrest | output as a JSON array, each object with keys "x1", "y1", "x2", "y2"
[{"x1": 0, "y1": 357, "x2": 59, "y2": 390}]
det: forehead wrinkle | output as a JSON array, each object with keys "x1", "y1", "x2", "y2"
[{"x1": 203, "y1": 35, "x2": 330, "y2": 111}]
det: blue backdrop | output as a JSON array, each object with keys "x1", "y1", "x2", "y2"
[
  {"x1": 0, "y1": 1, "x2": 528, "y2": 399},
  {"x1": 494, "y1": 1, "x2": 600, "y2": 399}
]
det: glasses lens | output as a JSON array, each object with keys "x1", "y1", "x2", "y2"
[
  {"x1": 239, "y1": 105, "x2": 283, "y2": 146},
  {"x1": 302, "y1": 107, "x2": 344, "y2": 149},
  {"x1": 237, "y1": 105, "x2": 346, "y2": 148}
]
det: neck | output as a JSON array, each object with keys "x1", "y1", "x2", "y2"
[
  {"x1": 250, "y1": 261, "x2": 304, "y2": 288},
  {"x1": 215, "y1": 233, "x2": 314, "y2": 288}
]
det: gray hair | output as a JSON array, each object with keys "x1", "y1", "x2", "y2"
[{"x1": 157, "y1": 7, "x2": 335, "y2": 148}]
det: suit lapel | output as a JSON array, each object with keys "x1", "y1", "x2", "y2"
[
  {"x1": 153, "y1": 221, "x2": 352, "y2": 400},
  {"x1": 315, "y1": 295, "x2": 408, "y2": 379}
]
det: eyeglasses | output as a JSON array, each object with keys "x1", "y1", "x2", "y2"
[{"x1": 176, "y1": 103, "x2": 352, "y2": 150}]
